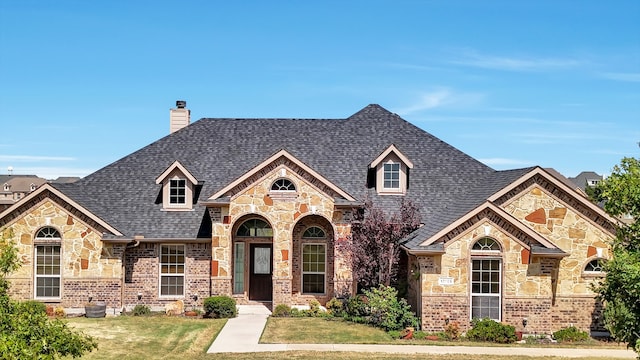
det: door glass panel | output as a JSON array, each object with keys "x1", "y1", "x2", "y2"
[
  {"x1": 254, "y1": 247, "x2": 270, "y2": 274},
  {"x1": 233, "y1": 243, "x2": 245, "y2": 293}
]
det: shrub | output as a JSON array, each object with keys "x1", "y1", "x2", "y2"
[
  {"x1": 307, "y1": 300, "x2": 322, "y2": 317},
  {"x1": 272, "y1": 304, "x2": 291, "y2": 317},
  {"x1": 444, "y1": 321, "x2": 461, "y2": 340},
  {"x1": 203, "y1": 295, "x2": 237, "y2": 318},
  {"x1": 362, "y1": 285, "x2": 418, "y2": 331},
  {"x1": 53, "y1": 306, "x2": 66, "y2": 318},
  {"x1": 466, "y1": 318, "x2": 517, "y2": 344},
  {"x1": 132, "y1": 304, "x2": 151, "y2": 316},
  {"x1": 325, "y1": 297, "x2": 343, "y2": 316},
  {"x1": 553, "y1": 326, "x2": 589, "y2": 342},
  {"x1": 343, "y1": 295, "x2": 369, "y2": 319}
]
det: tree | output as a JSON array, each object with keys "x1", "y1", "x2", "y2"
[
  {"x1": 340, "y1": 198, "x2": 421, "y2": 290},
  {"x1": 0, "y1": 231, "x2": 98, "y2": 359},
  {"x1": 592, "y1": 157, "x2": 640, "y2": 355}
]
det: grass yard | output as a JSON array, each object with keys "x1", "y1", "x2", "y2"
[
  {"x1": 63, "y1": 316, "x2": 628, "y2": 360},
  {"x1": 66, "y1": 316, "x2": 226, "y2": 359},
  {"x1": 262, "y1": 317, "x2": 626, "y2": 349}
]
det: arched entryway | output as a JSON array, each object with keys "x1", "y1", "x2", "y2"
[{"x1": 232, "y1": 216, "x2": 273, "y2": 301}]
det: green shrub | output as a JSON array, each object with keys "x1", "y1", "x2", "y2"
[
  {"x1": 326, "y1": 297, "x2": 343, "y2": 316},
  {"x1": 553, "y1": 326, "x2": 589, "y2": 342},
  {"x1": 466, "y1": 318, "x2": 517, "y2": 343},
  {"x1": 362, "y1": 285, "x2": 418, "y2": 331},
  {"x1": 290, "y1": 307, "x2": 303, "y2": 317},
  {"x1": 413, "y1": 330, "x2": 427, "y2": 339},
  {"x1": 307, "y1": 300, "x2": 322, "y2": 317},
  {"x1": 132, "y1": 304, "x2": 151, "y2": 316},
  {"x1": 18, "y1": 300, "x2": 47, "y2": 315},
  {"x1": 343, "y1": 295, "x2": 369, "y2": 318},
  {"x1": 272, "y1": 304, "x2": 291, "y2": 317},
  {"x1": 203, "y1": 296, "x2": 237, "y2": 318}
]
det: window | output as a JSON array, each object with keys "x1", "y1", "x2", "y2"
[
  {"x1": 233, "y1": 242, "x2": 245, "y2": 293},
  {"x1": 302, "y1": 244, "x2": 326, "y2": 293},
  {"x1": 471, "y1": 259, "x2": 501, "y2": 320},
  {"x1": 383, "y1": 162, "x2": 400, "y2": 189},
  {"x1": 30, "y1": 183, "x2": 37, "y2": 191},
  {"x1": 584, "y1": 259, "x2": 605, "y2": 273},
  {"x1": 236, "y1": 219, "x2": 273, "y2": 237},
  {"x1": 470, "y1": 237, "x2": 501, "y2": 321},
  {"x1": 169, "y1": 179, "x2": 186, "y2": 205},
  {"x1": 303, "y1": 226, "x2": 325, "y2": 238},
  {"x1": 472, "y1": 238, "x2": 501, "y2": 251},
  {"x1": 34, "y1": 227, "x2": 62, "y2": 299},
  {"x1": 160, "y1": 245, "x2": 185, "y2": 297},
  {"x1": 271, "y1": 178, "x2": 296, "y2": 191}
]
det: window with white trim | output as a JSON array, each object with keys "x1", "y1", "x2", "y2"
[
  {"x1": 302, "y1": 244, "x2": 326, "y2": 294},
  {"x1": 584, "y1": 259, "x2": 605, "y2": 273},
  {"x1": 471, "y1": 238, "x2": 501, "y2": 321},
  {"x1": 34, "y1": 227, "x2": 62, "y2": 299},
  {"x1": 160, "y1": 245, "x2": 185, "y2": 297},
  {"x1": 271, "y1": 178, "x2": 296, "y2": 191},
  {"x1": 169, "y1": 179, "x2": 187, "y2": 205},
  {"x1": 383, "y1": 162, "x2": 401, "y2": 189}
]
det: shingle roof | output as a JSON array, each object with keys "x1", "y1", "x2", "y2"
[{"x1": 53, "y1": 104, "x2": 496, "y2": 239}]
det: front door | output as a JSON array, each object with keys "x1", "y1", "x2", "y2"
[{"x1": 249, "y1": 244, "x2": 272, "y2": 301}]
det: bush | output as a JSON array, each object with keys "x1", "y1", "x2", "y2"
[
  {"x1": 53, "y1": 306, "x2": 66, "y2": 318},
  {"x1": 344, "y1": 295, "x2": 369, "y2": 319},
  {"x1": 132, "y1": 304, "x2": 151, "y2": 316},
  {"x1": 443, "y1": 321, "x2": 461, "y2": 340},
  {"x1": 325, "y1": 298, "x2": 343, "y2": 316},
  {"x1": 363, "y1": 285, "x2": 418, "y2": 331},
  {"x1": 466, "y1": 318, "x2": 517, "y2": 344},
  {"x1": 272, "y1": 304, "x2": 291, "y2": 317},
  {"x1": 203, "y1": 295, "x2": 237, "y2": 318},
  {"x1": 553, "y1": 326, "x2": 589, "y2": 342}
]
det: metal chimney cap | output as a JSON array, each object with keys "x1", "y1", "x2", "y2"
[{"x1": 176, "y1": 100, "x2": 186, "y2": 108}]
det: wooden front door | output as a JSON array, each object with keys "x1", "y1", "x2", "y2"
[{"x1": 249, "y1": 244, "x2": 272, "y2": 301}]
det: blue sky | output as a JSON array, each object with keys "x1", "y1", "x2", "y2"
[{"x1": 1, "y1": 1, "x2": 638, "y2": 180}]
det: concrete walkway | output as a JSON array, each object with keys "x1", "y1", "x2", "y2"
[{"x1": 208, "y1": 305, "x2": 637, "y2": 358}]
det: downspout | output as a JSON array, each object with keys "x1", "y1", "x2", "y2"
[{"x1": 121, "y1": 239, "x2": 140, "y2": 312}]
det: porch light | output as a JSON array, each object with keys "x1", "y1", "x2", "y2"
[
  {"x1": 137, "y1": 292, "x2": 142, "y2": 301},
  {"x1": 522, "y1": 317, "x2": 528, "y2": 327}
]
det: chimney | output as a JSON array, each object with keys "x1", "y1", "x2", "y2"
[{"x1": 170, "y1": 100, "x2": 190, "y2": 134}]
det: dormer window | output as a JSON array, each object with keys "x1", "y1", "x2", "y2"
[
  {"x1": 368, "y1": 144, "x2": 414, "y2": 195},
  {"x1": 383, "y1": 162, "x2": 400, "y2": 189},
  {"x1": 169, "y1": 179, "x2": 186, "y2": 205},
  {"x1": 155, "y1": 161, "x2": 198, "y2": 211},
  {"x1": 3, "y1": 183, "x2": 9, "y2": 192},
  {"x1": 30, "y1": 183, "x2": 37, "y2": 192}
]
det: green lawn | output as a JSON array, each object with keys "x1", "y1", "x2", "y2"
[{"x1": 63, "y1": 316, "x2": 628, "y2": 360}]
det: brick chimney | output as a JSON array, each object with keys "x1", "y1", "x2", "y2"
[{"x1": 170, "y1": 100, "x2": 190, "y2": 134}]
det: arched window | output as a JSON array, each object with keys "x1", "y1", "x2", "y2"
[
  {"x1": 471, "y1": 237, "x2": 501, "y2": 321},
  {"x1": 236, "y1": 219, "x2": 273, "y2": 237},
  {"x1": 35, "y1": 227, "x2": 61, "y2": 239},
  {"x1": 584, "y1": 259, "x2": 605, "y2": 273},
  {"x1": 472, "y1": 237, "x2": 501, "y2": 251},
  {"x1": 34, "y1": 227, "x2": 61, "y2": 299},
  {"x1": 271, "y1": 178, "x2": 296, "y2": 191},
  {"x1": 303, "y1": 226, "x2": 325, "y2": 238}
]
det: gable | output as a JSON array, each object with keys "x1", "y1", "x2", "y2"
[
  {"x1": 207, "y1": 149, "x2": 356, "y2": 203},
  {"x1": 0, "y1": 184, "x2": 121, "y2": 237}
]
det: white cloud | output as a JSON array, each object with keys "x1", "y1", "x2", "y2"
[
  {"x1": 451, "y1": 50, "x2": 581, "y2": 71},
  {"x1": 0, "y1": 155, "x2": 76, "y2": 162},
  {"x1": 479, "y1": 158, "x2": 534, "y2": 167},
  {"x1": 13, "y1": 166, "x2": 95, "y2": 180},
  {"x1": 598, "y1": 72, "x2": 640, "y2": 82},
  {"x1": 395, "y1": 89, "x2": 485, "y2": 116}
]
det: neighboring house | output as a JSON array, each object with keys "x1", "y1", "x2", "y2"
[
  {"x1": 0, "y1": 102, "x2": 617, "y2": 334},
  {"x1": 568, "y1": 171, "x2": 604, "y2": 194},
  {"x1": 0, "y1": 175, "x2": 48, "y2": 211}
]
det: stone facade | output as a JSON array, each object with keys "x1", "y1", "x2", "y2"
[
  {"x1": 209, "y1": 165, "x2": 353, "y2": 306},
  {"x1": 415, "y1": 183, "x2": 612, "y2": 334},
  {"x1": 3, "y1": 199, "x2": 121, "y2": 307}
]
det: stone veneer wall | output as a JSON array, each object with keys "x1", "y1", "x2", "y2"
[
  {"x1": 418, "y1": 185, "x2": 612, "y2": 334},
  {"x1": 3, "y1": 200, "x2": 122, "y2": 307},
  {"x1": 123, "y1": 242, "x2": 210, "y2": 309},
  {"x1": 209, "y1": 166, "x2": 353, "y2": 306}
]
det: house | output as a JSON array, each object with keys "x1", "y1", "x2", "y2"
[
  {"x1": 568, "y1": 171, "x2": 604, "y2": 194},
  {"x1": 0, "y1": 174, "x2": 48, "y2": 211},
  {"x1": 0, "y1": 102, "x2": 616, "y2": 334}
]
